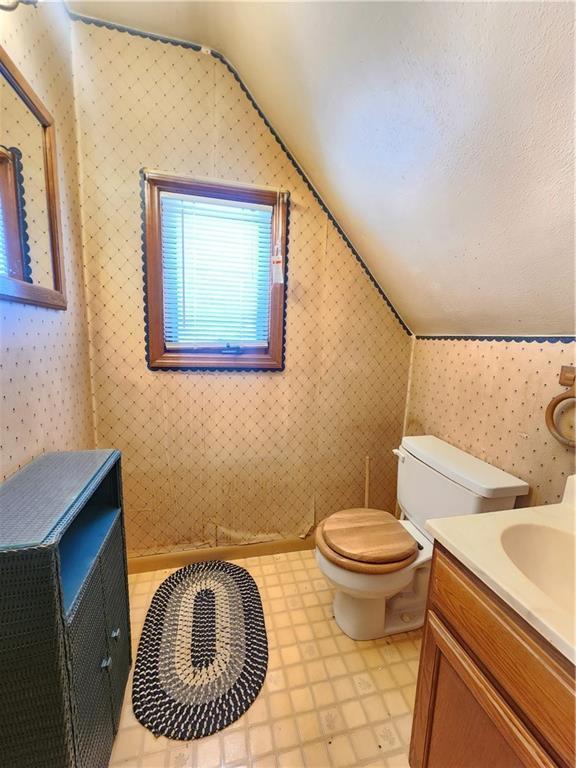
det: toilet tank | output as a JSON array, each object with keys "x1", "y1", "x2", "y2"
[{"x1": 395, "y1": 436, "x2": 529, "y2": 540}]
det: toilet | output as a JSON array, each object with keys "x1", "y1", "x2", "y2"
[{"x1": 315, "y1": 435, "x2": 529, "y2": 640}]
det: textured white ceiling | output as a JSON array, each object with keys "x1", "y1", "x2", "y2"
[{"x1": 68, "y1": 1, "x2": 575, "y2": 336}]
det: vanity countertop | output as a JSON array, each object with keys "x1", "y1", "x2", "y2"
[{"x1": 427, "y1": 485, "x2": 575, "y2": 664}]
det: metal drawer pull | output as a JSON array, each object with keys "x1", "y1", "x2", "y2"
[
  {"x1": 100, "y1": 656, "x2": 112, "y2": 670},
  {"x1": 111, "y1": 628, "x2": 121, "y2": 640}
]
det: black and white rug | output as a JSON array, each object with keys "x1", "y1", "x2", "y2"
[{"x1": 132, "y1": 560, "x2": 268, "y2": 740}]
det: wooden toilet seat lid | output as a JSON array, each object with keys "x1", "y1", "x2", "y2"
[{"x1": 323, "y1": 508, "x2": 417, "y2": 564}]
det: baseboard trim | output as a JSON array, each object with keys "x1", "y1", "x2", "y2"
[{"x1": 127, "y1": 536, "x2": 316, "y2": 574}]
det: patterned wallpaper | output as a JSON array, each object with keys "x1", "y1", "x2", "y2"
[
  {"x1": 0, "y1": 4, "x2": 94, "y2": 481},
  {"x1": 406, "y1": 338, "x2": 576, "y2": 506},
  {"x1": 71, "y1": 21, "x2": 412, "y2": 557}
]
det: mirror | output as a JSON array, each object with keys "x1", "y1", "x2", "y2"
[{"x1": 0, "y1": 44, "x2": 66, "y2": 309}]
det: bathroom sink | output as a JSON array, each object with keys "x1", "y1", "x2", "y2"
[
  {"x1": 501, "y1": 524, "x2": 575, "y2": 614},
  {"x1": 426, "y1": 476, "x2": 576, "y2": 663}
]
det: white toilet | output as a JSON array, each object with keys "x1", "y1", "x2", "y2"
[{"x1": 315, "y1": 435, "x2": 529, "y2": 640}]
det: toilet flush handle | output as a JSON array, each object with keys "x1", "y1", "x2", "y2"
[{"x1": 392, "y1": 448, "x2": 405, "y2": 463}]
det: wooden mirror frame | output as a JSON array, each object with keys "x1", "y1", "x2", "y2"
[{"x1": 0, "y1": 44, "x2": 66, "y2": 309}]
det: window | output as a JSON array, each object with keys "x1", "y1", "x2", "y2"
[
  {"x1": 143, "y1": 173, "x2": 288, "y2": 371},
  {"x1": 0, "y1": 147, "x2": 26, "y2": 281}
]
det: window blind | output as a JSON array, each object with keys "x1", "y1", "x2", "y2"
[{"x1": 160, "y1": 192, "x2": 274, "y2": 350}]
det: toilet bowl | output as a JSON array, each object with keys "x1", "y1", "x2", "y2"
[
  {"x1": 315, "y1": 435, "x2": 530, "y2": 641},
  {"x1": 315, "y1": 509, "x2": 433, "y2": 640}
]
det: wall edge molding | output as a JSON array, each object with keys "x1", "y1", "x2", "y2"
[
  {"x1": 416, "y1": 335, "x2": 575, "y2": 343},
  {"x1": 128, "y1": 535, "x2": 315, "y2": 574}
]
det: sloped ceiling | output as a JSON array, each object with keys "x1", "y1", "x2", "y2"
[{"x1": 68, "y1": 1, "x2": 574, "y2": 336}]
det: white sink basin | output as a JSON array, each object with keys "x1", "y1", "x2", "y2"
[
  {"x1": 427, "y1": 476, "x2": 576, "y2": 663},
  {"x1": 501, "y1": 524, "x2": 575, "y2": 614}
]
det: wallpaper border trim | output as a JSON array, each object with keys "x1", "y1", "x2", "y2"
[
  {"x1": 139, "y1": 171, "x2": 291, "y2": 373},
  {"x1": 66, "y1": 8, "x2": 412, "y2": 337},
  {"x1": 416, "y1": 335, "x2": 576, "y2": 343},
  {"x1": 8, "y1": 146, "x2": 33, "y2": 283}
]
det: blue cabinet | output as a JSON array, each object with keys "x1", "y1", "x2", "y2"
[{"x1": 0, "y1": 450, "x2": 131, "y2": 768}]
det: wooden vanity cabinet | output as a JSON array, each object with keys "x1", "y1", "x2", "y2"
[{"x1": 410, "y1": 546, "x2": 575, "y2": 768}]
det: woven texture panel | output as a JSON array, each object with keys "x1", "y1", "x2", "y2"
[
  {"x1": 0, "y1": 548, "x2": 75, "y2": 768},
  {"x1": 406, "y1": 338, "x2": 576, "y2": 506},
  {"x1": 0, "y1": 449, "x2": 117, "y2": 547},
  {"x1": 0, "y1": 451, "x2": 130, "y2": 768},
  {"x1": 99, "y1": 516, "x2": 132, "y2": 727},
  {"x1": 68, "y1": 563, "x2": 115, "y2": 768},
  {"x1": 0, "y1": 4, "x2": 94, "y2": 481},
  {"x1": 71, "y1": 21, "x2": 412, "y2": 557}
]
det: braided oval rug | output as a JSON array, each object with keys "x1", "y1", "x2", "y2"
[{"x1": 132, "y1": 560, "x2": 268, "y2": 740}]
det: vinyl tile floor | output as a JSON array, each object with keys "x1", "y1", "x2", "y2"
[{"x1": 109, "y1": 549, "x2": 422, "y2": 768}]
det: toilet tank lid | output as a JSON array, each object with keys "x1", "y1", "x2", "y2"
[{"x1": 400, "y1": 436, "x2": 530, "y2": 499}]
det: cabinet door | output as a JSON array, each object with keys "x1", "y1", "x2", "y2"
[
  {"x1": 410, "y1": 611, "x2": 555, "y2": 768},
  {"x1": 0, "y1": 549, "x2": 75, "y2": 768},
  {"x1": 430, "y1": 548, "x2": 574, "y2": 766},
  {"x1": 68, "y1": 564, "x2": 115, "y2": 768},
  {"x1": 100, "y1": 516, "x2": 131, "y2": 729}
]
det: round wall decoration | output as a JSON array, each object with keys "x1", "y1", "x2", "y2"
[{"x1": 132, "y1": 560, "x2": 268, "y2": 740}]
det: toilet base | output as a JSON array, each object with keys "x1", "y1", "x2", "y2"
[
  {"x1": 333, "y1": 591, "x2": 388, "y2": 641},
  {"x1": 332, "y1": 586, "x2": 427, "y2": 640}
]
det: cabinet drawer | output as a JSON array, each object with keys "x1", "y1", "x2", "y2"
[
  {"x1": 100, "y1": 516, "x2": 131, "y2": 729},
  {"x1": 68, "y1": 565, "x2": 114, "y2": 768},
  {"x1": 430, "y1": 548, "x2": 575, "y2": 767}
]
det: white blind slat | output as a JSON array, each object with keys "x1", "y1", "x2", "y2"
[{"x1": 160, "y1": 192, "x2": 273, "y2": 349}]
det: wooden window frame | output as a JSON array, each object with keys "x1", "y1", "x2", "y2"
[
  {"x1": 0, "y1": 44, "x2": 66, "y2": 310},
  {"x1": 0, "y1": 147, "x2": 25, "y2": 281},
  {"x1": 143, "y1": 171, "x2": 288, "y2": 371}
]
